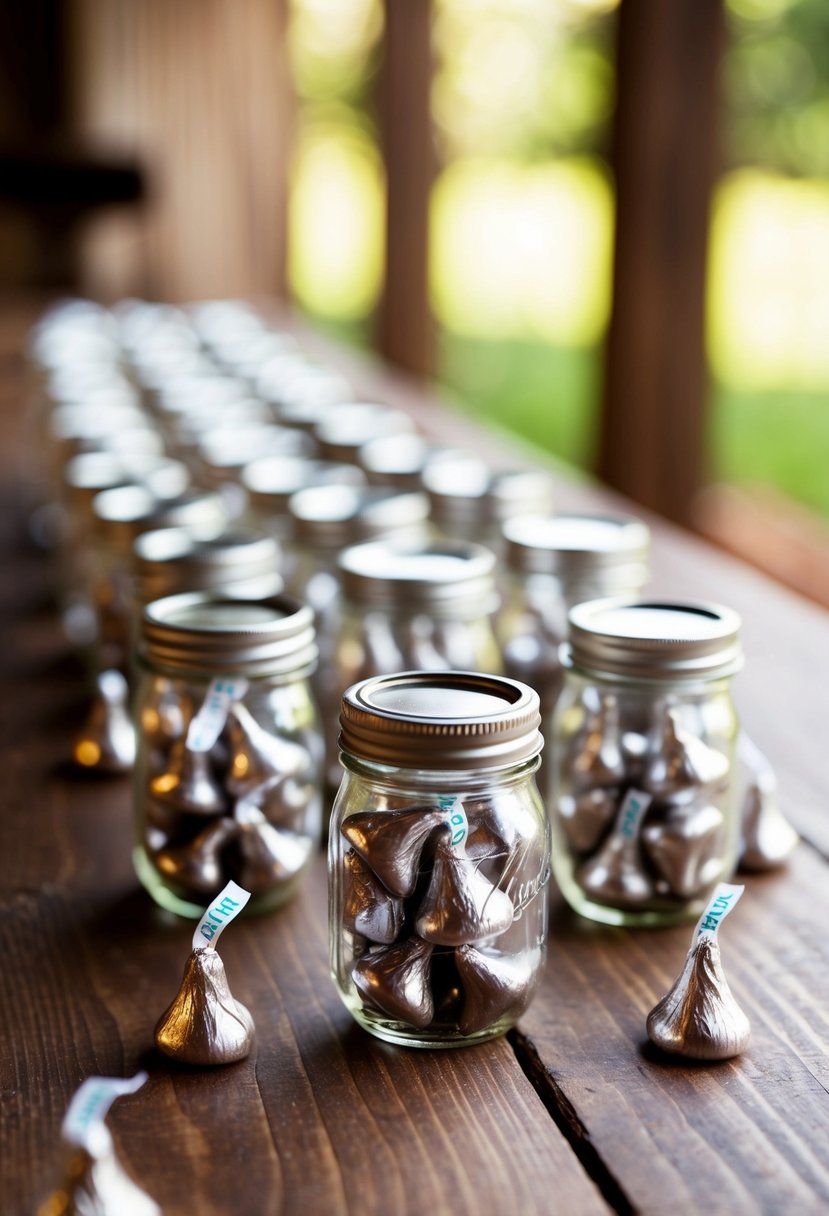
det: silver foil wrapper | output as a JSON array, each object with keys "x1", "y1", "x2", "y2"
[{"x1": 647, "y1": 933, "x2": 750, "y2": 1061}]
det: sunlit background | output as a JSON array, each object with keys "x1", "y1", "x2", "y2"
[{"x1": 288, "y1": 0, "x2": 829, "y2": 518}]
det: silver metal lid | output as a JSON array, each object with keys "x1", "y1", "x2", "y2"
[
  {"x1": 289, "y1": 485, "x2": 430, "y2": 552},
  {"x1": 423, "y1": 457, "x2": 555, "y2": 530},
  {"x1": 340, "y1": 671, "x2": 542, "y2": 770},
  {"x1": 65, "y1": 453, "x2": 190, "y2": 513},
  {"x1": 504, "y1": 512, "x2": 650, "y2": 585},
  {"x1": 339, "y1": 539, "x2": 498, "y2": 617},
  {"x1": 197, "y1": 424, "x2": 312, "y2": 483},
  {"x1": 241, "y1": 456, "x2": 366, "y2": 517},
  {"x1": 133, "y1": 526, "x2": 282, "y2": 604},
  {"x1": 315, "y1": 403, "x2": 416, "y2": 464},
  {"x1": 92, "y1": 486, "x2": 229, "y2": 552},
  {"x1": 141, "y1": 592, "x2": 317, "y2": 679},
  {"x1": 564, "y1": 598, "x2": 743, "y2": 683},
  {"x1": 357, "y1": 434, "x2": 465, "y2": 490}
]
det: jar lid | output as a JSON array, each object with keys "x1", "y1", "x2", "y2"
[
  {"x1": 315, "y1": 402, "x2": 416, "y2": 463},
  {"x1": 198, "y1": 424, "x2": 312, "y2": 481},
  {"x1": 339, "y1": 539, "x2": 498, "y2": 617},
  {"x1": 242, "y1": 456, "x2": 366, "y2": 516},
  {"x1": 423, "y1": 457, "x2": 554, "y2": 530},
  {"x1": 133, "y1": 526, "x2": 282, "y2": 604},
  {"x1": 92, "y1": 486, "x2": 229, "y2": 551},
  {"x1": 141, "y1": 592, "x2": 317, "y2": 679},
  {"x1": 357, "y1": 434, "x2": 466, "y2": 490},
  {"x1": 564, "y1": 598, "x2": 743, "y2": 682},
  {"x1": 289, "y1": 485, "x2": 430, "y2": 552},
  {"x1": 65, "y1": 454, "x2": 190, "y2": 513},
  {"x1": 503, "y1": 513, "x2": 650, "y2": 583},
  {"x1": 340, "y1": 671, "x2": 542, "y2": 770}
]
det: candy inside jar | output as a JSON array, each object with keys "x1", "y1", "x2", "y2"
[
  {"x1": 330, "y1": 672, "x2": 550, "y2": 1048},
  {"x1": 134, "y1": 593, "x2": 322, "y2": 918},
  {"x1": 550, "y1": 599, "x2": 743, "y2": 928}
]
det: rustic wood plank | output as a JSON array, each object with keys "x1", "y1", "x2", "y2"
[{"x1": 517, "y1": 852, "x2": 829, "y2": 1214}]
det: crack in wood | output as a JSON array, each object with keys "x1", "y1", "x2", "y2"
[{"x1": 507, "y1": 1027, "x2": 636, "y2": 1216}]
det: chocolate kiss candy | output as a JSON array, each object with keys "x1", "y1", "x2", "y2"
[
  {"x1": 73, "y1": 669, "x2": 136, "y2": 773},
  {"x1": 249, "y1": 771, "x2": 316, "y2": 832},
  {"x1": 415, "y1": 830, "x2": 515, "y2": 946},
  {"x1": 139, "y1": 678, "x2": 188, "y2": 750},
  {"x1": 576, "y1": 820, "x2": 653, "y2": 907},
  {"x1": 342, "y1": 806, "x2": 448, "y2": 898},
  {"x1": 352, "y1": 936, "x2": 434, "y2": 1027},
  {"x1": 456, "y1": 944, "x2": 542, "y2": 1036},
  {"x1": 646, "y1": 935, "x2": 750, "y2": 1060},
  {"x1": 155, "y1": 947, "x2": 255, "y2": 1066},
  {"x1": 149, "y1": 739, "x2": 226, "y2": 815},
  {"x1": 151, "y1": 817, "x2": 237, "y2": 896},
  {"x1": 643, "y1": 803, "x2": 726, "y2": 898},
  {"x1": 568, "y1": 689, "x2": 624, "y2": 791},
  {"x1": 558, "y1": 787, "x2": 619, "y2": 853},
  {"x1": 737, "y1": 734, "x2": 798, "y2": 871},
  {"x1": 645, "y1": 707, "x2": 729, "y2": 805},
  {"x1": 225, "y1": 702, "x2": 309, "y2": 797},
  {"x1": 229, "y1": 806, "x2": 313, "y2": 892},
  {"x1": 343, "y1": 849, "x2": 404, "y2": 944},
  {"x1": 43, "y1": 1144, "x2": 160, "y2": 1216}
]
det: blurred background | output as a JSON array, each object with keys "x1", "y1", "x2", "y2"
[{"x1": 1, "y1": 0, "x2": 827, "y2": 601}]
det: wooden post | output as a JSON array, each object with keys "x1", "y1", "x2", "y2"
[
  {"x1": 376, "y1": 0, "x2": 435, "y2": 379},
  {"x1": 598, "y1": 0, "x2": 725, "y2": 526}
]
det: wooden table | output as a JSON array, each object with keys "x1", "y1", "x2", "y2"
[{"x1": 3, "y1": 304, "x2": 829, "y2": 1215}]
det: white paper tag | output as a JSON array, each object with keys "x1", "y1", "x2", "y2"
[
  {"x1": 438, "y1": 795, "x2": 468, "y2": 848},
  {"x1": 614, "y1": 788, "x2": 652, "y2": 839},
  {"x1": 185, "y1": 676, "x2": 249, "y2": 753},
  {"x1": 193, "y1": 880, "x2": 251, "y2": 950},
  {"x1": 63, "y1": 1073, "x2": 148, "y2": 1156},
  {"x1": 694, "y1": 882, "x2": 744, "y2": 942}
]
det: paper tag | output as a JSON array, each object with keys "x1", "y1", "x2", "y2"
[
  {"x1": 193, "y1": 880, "x2": 251, "y2": 949},
  {"x1": 614, "y1": 788, "x2": 652, "y2": 839},
  {"x1": 694, "y1": 882, "x2": 744, "y2": 942},
  {"x1": 438, "y1": 795, "x2": 468, "y2": 848},
  {"x1": 63, "y1": 1073, "x2": 148, "y2": 1156},
  {"x1": 185, "y1": 677, "x2": 249, "y2": 753}
]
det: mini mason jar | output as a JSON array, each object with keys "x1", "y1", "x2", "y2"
[
  {"x1": 422, "y1": 456, "x2": 554, "y2": 554},
  {"x1": 499, "y1": 513, "x2": 650, "y2": 722},
  {"x1": 134, "y1": 593, "x2": 323, "y2": 918},
  {"x1": 330, "y1": 671, "x2": 550, "y2": 1048},
  {"x1": 550, "y1": 599, "x2": 743, "y2": 928},
  {"x1": 329, "y1": 539, "x2": 503, "y2": 790}
]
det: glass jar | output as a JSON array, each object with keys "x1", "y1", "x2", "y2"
[
  {"x1": 550, "y1": 598, "x2": 743, "y2": 928},
  {"x1": 134, "y1": 592, "x2": 323, "y2": 918},
  {"x1": 499, "y1": 513, "x2": 651, "y2": 725},
  {"x1": 314, "y1": 402, "x2": 416, "y2": 466},
  {"x1": 332, "y1": 538, "x2": 503, "y2": 789},
  {"x1": 357, "y1": 433, "x2": 465, "y2": 492},
  {"x1": 422, "y1": 456, "x2": 554, "y2": 555},
  {"x1": 330, "y1": 671, "x2": 550, "y2": 1048}
]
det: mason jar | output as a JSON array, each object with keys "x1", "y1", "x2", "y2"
[
  {"x1": 499, "y1": 513, "x2": 650, "y2": 725},
  {"x1": 330, "y1": 671, "x2": 550, "y2": 1048},
  {"x1": 422, "y1": 455, "x2": 554, "y2": 555},
  {"x1": 314, "y1": 402, "x2": 416, "y2": 466},
  {"x1": 134, "y1": 593, "x2": 323, "y2": 918},
  {"x1": 332, "y1": 538, "x2": 503, "y2": 789},
  {"x1": 357, "y1": 433, "x2": 465, "y2": 492},
  {"x1": 550, "y1": 599, "x2": 743, "y2": 928}
]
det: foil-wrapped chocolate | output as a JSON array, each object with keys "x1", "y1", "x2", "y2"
[
  {"x1": 455, "y1": 944, "x2": 542, "y2": 1036},
  {"x1": 647, "y1": 882, "x2": 750, "y2": 1060},
  {"x1": 151, "y1": 817, "x2": 237, "y2": 895},
  {"x1": 230, "y1": 814, "x2": 313, "y2": 893},
  {"x1": 576, "y1": 789, "x2": 654, "y2": 907},
  {"x1": 352, "y1": 936, "x2": 435, "y2": 1028},
  {"x1": 73, "y1": 669, "x2": 136, "y2": 774},
  {"x1": 343, "y1": 849, "x2": 405, "y2": 944},
  {"x1": 569, "y1": 690, "x2": 625, "y2": 790},
  {"x1": 39, "y1": 1074, "x2": 159, "y2": 1216},
  {"x1": 155, "y1": 881, "x2": 255, "y2": 1066},
  {"x1": 558, "y1": 786, "x2": 618, "y2": 854},
  {"x1": 150, "y1": 739, "x2": 226, "y2": 814},
  {"x1": 225, "y1": 702, "x2": 309, "y2": 796},
  {"x1": 642, "y1": 802, "x2": 726, "y2": 899},
  {"x1": 342, "y1": 805, "x2": 449, "y2": 897},
  {"x1": 415, "y1": 829, "x2": 515, "y2": 946},
  {"x1": 645, "y1": 707, "x2": 729, "y2": 805},
  {"x1": 737, "y1": 733, "x2": 798, "y2": 871}
]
